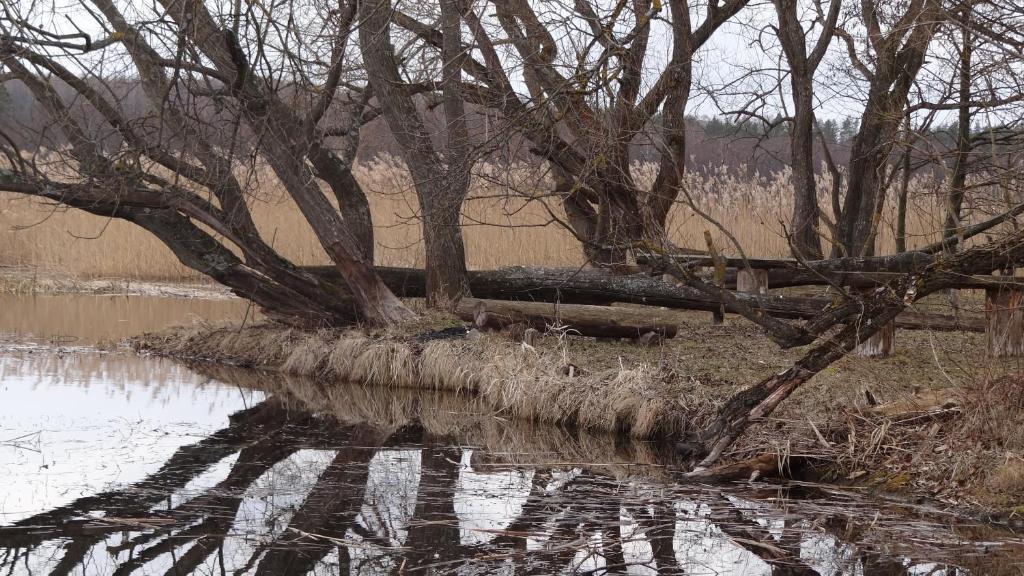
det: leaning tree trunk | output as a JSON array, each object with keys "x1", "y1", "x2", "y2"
[
  {"x1": 153, "y1": 0, "x2": 415, "y2": 326},
  {"x1": 681, "y1": 291, "x2": 907, "y2": 466},
  {"x1": 125, "y1": 208, "x2": 354, "y2": 325}
]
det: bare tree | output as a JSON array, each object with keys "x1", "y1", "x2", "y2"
[
  {"x1": 773, "y1": 0, "x2": 841, "y2": 259},
  {"x1": 0, "y1": 0, "x2": 415, "y2": 325},
  {"x1": 832, "y1": 0, "x2": 946, "y2": 256},
  {"x1": 388, "y1": 0, "x2": 749, "y2": 265},
  {"x1": 358, "y1": 0, "x2": 472, "y2": 305}
]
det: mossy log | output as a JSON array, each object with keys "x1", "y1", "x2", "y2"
[{"x1": 457, "y1": 298, "x2": 679, "y2": 339}]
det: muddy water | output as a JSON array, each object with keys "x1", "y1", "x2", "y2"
[
  {"x1": 0, "y1": 292, "x2": 254, "y2": 346},
  {"x1": 2, "y1": 294, "x2": 1024, "y2": 574}
]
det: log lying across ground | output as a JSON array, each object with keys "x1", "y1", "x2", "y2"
[
  {"x1": 724, "y1": 268, "x2": 1024, "y2": 290},
  {"x1": 457, "y1": 298, "x2": 679, "y2": 339},
  {"x1": 638, "y1": 252, "x2": 1024, "y2": 290},
  {"x1": 304, "y1": 266, "x2": 984, "y2": 333}
]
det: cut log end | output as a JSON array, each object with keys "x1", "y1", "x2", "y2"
[
  {"x1": 736, "y1": 269, "x2": 769, "y2": 295},
  {"x1": 986, "y1": 287, "x2": 1024, "y2": 357},
  {"x1": 855, "y1": 320, "x2": 895, "y2": 358}
]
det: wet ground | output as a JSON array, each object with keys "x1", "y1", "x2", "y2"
[{"x1": 2, "y1": 293, "x2": 1024, "y2": 574}]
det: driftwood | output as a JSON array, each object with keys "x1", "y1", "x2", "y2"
[
  {"x1": 683, "y1": 453, "x2": 799, "y2": 482},
  {"x1": 305, "y1": 265, "x2": 985, "y2": 333},
  {"x1": 457, "y1": 298, "x2": 679, "y2": 339}
]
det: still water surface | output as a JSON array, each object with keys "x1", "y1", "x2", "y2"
[{"x1": 1, "y1": 293, "x2": 1023, "y2": 575}]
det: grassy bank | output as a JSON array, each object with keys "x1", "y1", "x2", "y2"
[{"x1": 132, "y1": 306, "x2": 1024, "y2": 511}]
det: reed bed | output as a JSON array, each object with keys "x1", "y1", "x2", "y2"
[{"x1": 0, "y1": 155, "x2": 996, "y2": 280}]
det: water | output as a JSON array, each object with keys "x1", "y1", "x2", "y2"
[{"x1": 1, "y1": 293, "x2": 1023, "y2": 575}]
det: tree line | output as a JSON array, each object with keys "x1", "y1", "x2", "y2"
[{"x1": 1, "y1": 0, "x2": 1023, "y2": 327}]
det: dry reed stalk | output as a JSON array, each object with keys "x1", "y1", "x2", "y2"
[{"x1": 3, "y1": 155, "x2": 1005, "y2": 280}]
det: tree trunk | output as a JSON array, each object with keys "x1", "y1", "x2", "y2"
[
  {"x1": 986, "y1": 287, "x2": 1024, "y2": 357},
  {"x1": 307, "y1": 265, "x2": 986, "y2": 332},
  {"x1": 126, "y1": 208, "x2": 354, "y2": 326},
  {"x1": 943, "y1": 12, "x2": 973, "y2": 250},
  {"x1": 458, "y1": 298, "x2": 679, "y2": 339},
  {"x1": 420, "y1": 176, "x2": 471, "y2": 306},
  {"x1": 309, "y1": 146, "x2": 375, "y2": 261},
  {"x1": 789, "y1": 79, "x2": 824, "y2": 259},
  {"x1": 833, "y1": 0, "x2": 941, "y2": 257},
  {"x1": 645, "y1": 0, "x2": 693, "y2": 235},
  {"x1": 836, "y1": 93, "x2": 892, "y2": 257},
  {"x1": 154, "y1": 0, "x2": 415, "y2": 326},
  {"x1": 895, "y1": 131, "x2": 912, "y2": 253},
  {"x1": 680, "y1": 294, "x2": 907, "y2": 466},
  {"x1": 854, "y1": 320, "x2": 895, "y2": 357},
  {"x1": 593, "y1": 182, "x2": 646, "y2": 265},
  {"x1": 261, "y1": 137, "x2": 413, "y2": 325},
  {"x1": 358, "y1": 0, "x2": 471, "y2": 305}
]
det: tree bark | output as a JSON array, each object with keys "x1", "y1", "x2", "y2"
[
  {"x1": 358, "y1": 0, "x2": 471, "y2": 305},
  {"x1": 458, "y1": 297, "x2": 679, "y2": 339},
  {"x1": 773, "y1": 0, "x2": 838, "y2": 260},
  {"x1": 307, "y1": 265, "x2": 986, "y2": 332}
]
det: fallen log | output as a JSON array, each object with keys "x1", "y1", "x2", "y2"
[
  {"x1": 723, "y1": 268, "x2": 1024, "y2": 290},
  {"x1": 457, "y1": 298, "x2": 679, "y2": 339},
  {"x1": 304, "y1": 266, "x2": 984, "y2": 333}
]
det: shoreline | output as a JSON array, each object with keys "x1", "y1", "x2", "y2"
[
  {"x1": 5, "y1": 267, "x2": 1022, "y2": 519},
  {"x1": 0, "y1": 266, "x2": 233, "y2": 299},
  {"x1": 132, "y1": 316, "x2": 1024, "y2": 519}
]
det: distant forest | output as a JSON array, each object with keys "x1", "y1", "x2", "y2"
[{"x1": 0, "y1": 78, "x2": 972, "y2": 179}]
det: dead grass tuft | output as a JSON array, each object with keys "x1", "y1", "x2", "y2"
[
  {"x1": 187, "y1": 361, "x2": 675, "y2": 480},
  {"x1": 134, "y1": 321, "x2": 726, "y2": 439}
]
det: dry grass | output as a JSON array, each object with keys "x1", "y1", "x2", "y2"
[
  {"x1": 132, "y1": 306, "x2": 1023, "y2": 446},
  {"x1": 1, "y1": 155, "x2": 1006, "y2": 280},
  {"x1": 133, "y1": 320, "x2": 712, "y2": 439},
  {"x1": 189, "y1": 361, "x2": 672, "y2": 480}
]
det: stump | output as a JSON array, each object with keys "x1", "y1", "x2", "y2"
[
  {"x1": 711, "y1": 308, "x2": 725, "y2": 325},
  {"x1": 736, "y1": 268, "x2": 769, "y2": 295},
  {"x1": 986, "y1": 287, "x2": 1024, "y2": 357},
  {"x1": 854, "y1": 320, "x2": 895, "y2": 357}
]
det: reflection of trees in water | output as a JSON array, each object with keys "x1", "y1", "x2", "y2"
[
  {"x1": 0, "y1": 350, "x2": 247, "y2": 402},
  {"x1": 0, "y1": 397, "x2": 1001, "y2": 575}
]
